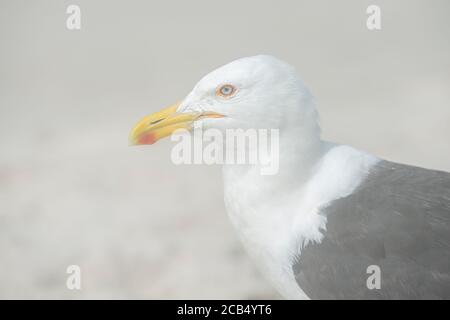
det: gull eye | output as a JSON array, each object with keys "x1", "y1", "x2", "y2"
[{"x1": 216, "y1": 84, "x2": 236, "y2": 98}]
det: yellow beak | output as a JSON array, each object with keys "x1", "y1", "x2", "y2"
[{"x1": 129, "y1": 102, "x2": 224, "y2": 145}]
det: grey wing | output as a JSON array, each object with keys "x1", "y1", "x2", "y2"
[{"x1": 293, "y1": 160, "x2": 450, "y2": 299}]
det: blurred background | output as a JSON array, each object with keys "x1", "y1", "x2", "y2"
[{"x1": 0, "y1": 0, "x2": 449, "y2": 299}]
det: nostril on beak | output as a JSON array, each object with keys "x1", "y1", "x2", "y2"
[{"x1": 149, "y1": 118, "x2": 164, "y2": 125}]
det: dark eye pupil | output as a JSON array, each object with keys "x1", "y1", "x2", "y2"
[{"x1": 221, "y1": 86, "x2": 232, "y2": 95}]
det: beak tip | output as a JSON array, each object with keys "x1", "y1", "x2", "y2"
[
  {"x1": 128, "y1": 102, "x2": 184, "y2": 147},
  {"x1": 128, "y1": 133, "x2": 157, "y2": 146}
]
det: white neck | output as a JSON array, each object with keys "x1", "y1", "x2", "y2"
[{"x1": 222, "y1": 126, "x2": 378, "y2": 298}]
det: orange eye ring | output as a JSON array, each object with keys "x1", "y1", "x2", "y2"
[{"x1": 216, "y1": 84, "x2": 236, "y2": 98}]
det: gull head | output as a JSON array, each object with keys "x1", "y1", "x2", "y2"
[{"x1": 129, "y1": 55, "x2": 319, "y2": 145}]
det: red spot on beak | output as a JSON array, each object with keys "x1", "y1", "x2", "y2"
[{"x1": 138, "y1": 133, "x2": 157, "y2": 145}]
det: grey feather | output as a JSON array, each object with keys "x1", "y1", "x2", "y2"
[{"x1": 293, "y1": 160, "x2": 450, "y2": 299}]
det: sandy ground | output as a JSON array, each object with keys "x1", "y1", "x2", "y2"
[{"x1": 0, "y1": 0, "x2": 449, "y2": 299}]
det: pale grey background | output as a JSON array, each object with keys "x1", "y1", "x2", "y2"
[{"x1": 0, "y1": 0, "x2": 449, "y2": 299}]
